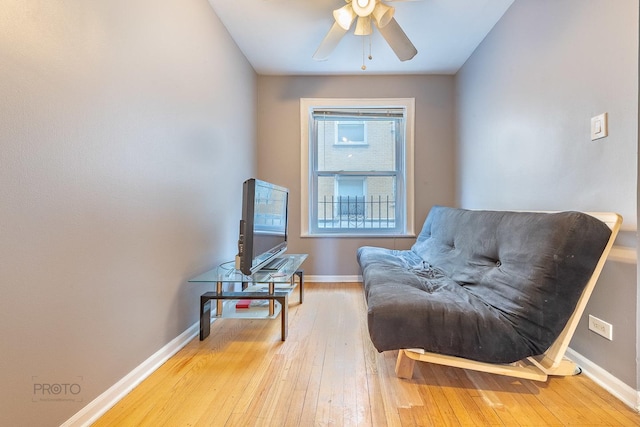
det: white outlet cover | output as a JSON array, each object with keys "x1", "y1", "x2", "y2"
[
  {"x1": 588, "y1": 314, "x2": 613, "y2": 340},
  {"x1": 591, "y1": 113, "x2": 608, "y2": 140}
]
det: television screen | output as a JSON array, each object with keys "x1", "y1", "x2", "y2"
[{"x1": 238, "y1": 178, "x2": 289, "y2": 275}]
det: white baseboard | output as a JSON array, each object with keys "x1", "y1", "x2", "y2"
[
  {"x1": 61, "y1": 322, "x2": 200, "y2": 427},
  {"x1": 566, "y1": 347, "x2": 640, "y2": 411},
  {"x1": 305, "y1": 275, "x2": 362, "y2": 282},
  {"x1": 609, "y1": 245, "x2": 637, "y2": 264}
]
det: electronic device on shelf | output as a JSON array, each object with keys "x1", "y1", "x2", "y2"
[{"x1": 237, "y1": 178, "x2": 289, "y2": 275}]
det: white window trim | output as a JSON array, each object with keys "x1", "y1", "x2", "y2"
[{"x1": 300, "y1": 98, "x2": 415, "y2": 238}]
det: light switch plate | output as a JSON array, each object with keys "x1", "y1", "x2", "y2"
[{"x1": 591, "y1": 113, "x2": 608, "y2": 140}]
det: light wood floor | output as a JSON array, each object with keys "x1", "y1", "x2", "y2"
[{"x1": 94, "y1": 282, "x2": 640, "y2": 426}]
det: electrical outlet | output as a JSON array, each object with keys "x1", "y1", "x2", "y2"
[{"x1": 588, "y1": 315, "x2": 613, "y2": 340}]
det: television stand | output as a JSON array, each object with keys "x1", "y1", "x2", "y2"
[{"x1": 188, "y1": 254, "x2": 307, "y2": 341}]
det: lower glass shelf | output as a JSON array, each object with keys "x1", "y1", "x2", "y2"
[{"x1": 217, "y1": 299, "x2": 282, "y2": 319}]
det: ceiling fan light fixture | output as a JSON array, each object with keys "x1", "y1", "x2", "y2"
[
  {"x1": 352, "y1": 0, "x2": 375, "y2": 18},
  {"x1": 333, "y1": 5, "x2": 356, "y2": 30},
  {"x1": 372, "y1": 2, "x2": 394, "y2": 28},
  {"x1": 315, "y1": 0, "x2": 417, "y2": 65},
  {"x1": 354, "y1": 16, "x2": 372, "y2": 36}
]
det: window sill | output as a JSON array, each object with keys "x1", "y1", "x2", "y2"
[
  {"x1": 333, "y1": 142, "x2": 369, "y2": 146},
  {"x1": 300, "y1": 232, "x2": 416, "y2": 238}
]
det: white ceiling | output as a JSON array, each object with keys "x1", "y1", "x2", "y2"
[{"x1": 207, "y1": 0, "x2": 514, "y2": 75}]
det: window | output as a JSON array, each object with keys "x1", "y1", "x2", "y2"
[
  {"x1": 335, "y1": 122, "x2": 366, "y2": 145},
  {"x1": 300, "y1": 98, "x2": 415, "y2": 236}
]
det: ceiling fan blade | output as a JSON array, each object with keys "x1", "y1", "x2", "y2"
[
  {"x1": 313, "y1": 22, "x2": 348, "y2": 61},
  {"x1": 376, "y1": 17, "x2": 417, "y2": 61}
]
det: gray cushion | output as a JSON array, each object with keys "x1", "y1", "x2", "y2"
[{"x1": 358, "y1": 206, "x2": 611, "y2": 363}]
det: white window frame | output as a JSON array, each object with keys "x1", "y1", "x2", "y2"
[{"x1": 300, "y1": 98, "x2": 415, "y2": 237}]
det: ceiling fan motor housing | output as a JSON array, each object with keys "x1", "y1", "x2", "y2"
[{"x1": 352, "y1": 0, "x2": 376, "y2": 17}]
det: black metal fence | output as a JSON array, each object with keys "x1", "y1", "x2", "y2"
[{"x1": 318, "y1": 195, "x2": 396, "y2": 229}]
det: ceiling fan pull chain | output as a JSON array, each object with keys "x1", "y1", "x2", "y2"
[
  {"x1": 368, "y1": 33, "x2": 373, "y2": 61},
  {"x1": 361, "y1": 35, "x2": 366, "y2": 70}
]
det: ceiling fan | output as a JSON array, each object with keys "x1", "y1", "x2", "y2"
[{"x1": 313, "y1": 0, "x2": 418, "y2": 63}]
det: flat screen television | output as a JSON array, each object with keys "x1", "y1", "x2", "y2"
[{"x1": 237, "y1": 178, "x2": 289, "y2": 275}]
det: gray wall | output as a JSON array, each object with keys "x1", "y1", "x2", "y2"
[
  {"x1": 0, "y1": 1, "x2": 256, "y2": 425},
  {"x1": 456, "y1": 0, "x2": 639, "y2": 388},
  {"x1": 256, "y1": 75, "x2": 456, "y2": 276}
]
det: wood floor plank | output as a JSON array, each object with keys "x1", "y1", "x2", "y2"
[
  {"x1": 374, "y1": 350, "x2": 403, "y2": 426},
  {"x1": 484, "y1": 372, "x2": 552, "y2": 425},
  {"x1": 410, "y1": 404, "x2": 440, "y2": 427},
  {"x1": 496, "y1": 377, "x2": 563, "y2": 426},
  {"x1": 285, "y1": 293, "x2": 322, "y2": 426},
  {"x1": 415, "y1": 384, "x2": 459, "y2": 426},
  {"x1": 575, "y1": 375, "x2": 640, "y2": 426},
  {"x1": 545, "y1": 375, "x2": 623, "y2": 426},
  {"x1": 93, "y1": 282, "x2": 640, "y2": 427},
  {"x1": 398, "y1": 407, "x2": 417, "y2": 426},
  {"x1": 520, "y1": 377, "x2": 602, "y2": 425},
  {"x1": 453, "y1": 368, "x2": 504, "y2": 425},
  {"x1": 430, "y1": 363, "x2": 485, "y2": 426},
  {"x1": 298, "y1": 286, "x2": 334, "y2": 426},
  {"x1": 185, "y1": 322, "x2": 279, "y2": 425},
  {"x1": 353, "y1": 287, "x2": 375, "y2": 426},
  {"x1": 382, "y1": 350, "x2": 427, "y2": 410}
]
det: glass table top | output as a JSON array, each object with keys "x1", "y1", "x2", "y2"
[{"x1": 188, "y1": 254, "x2": 307, "y2": 284}]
